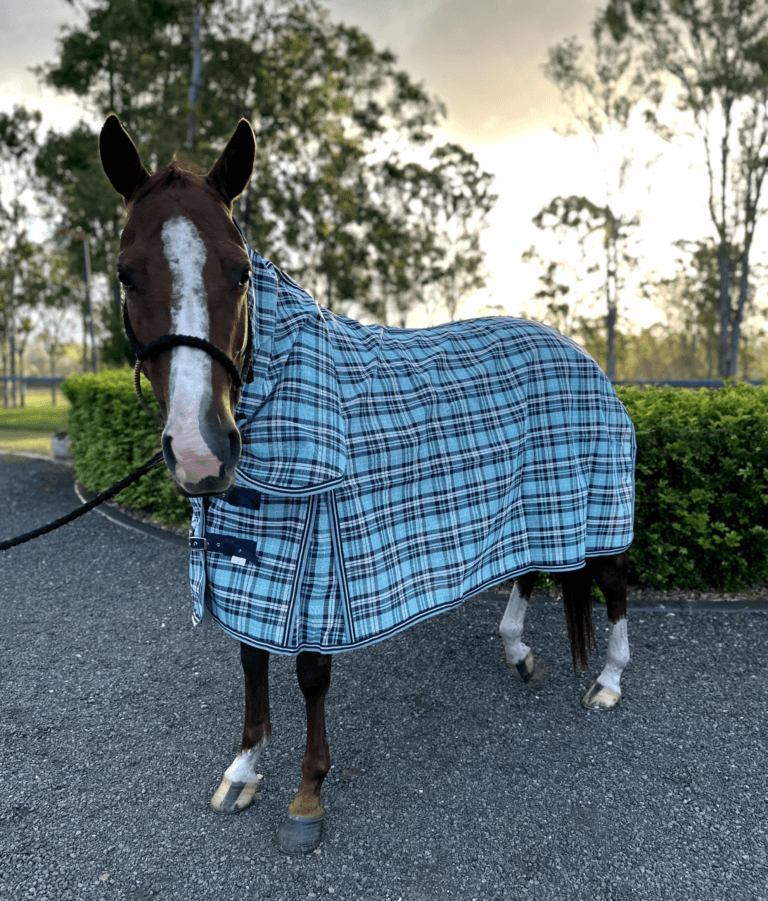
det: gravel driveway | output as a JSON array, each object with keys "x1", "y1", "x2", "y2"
[{"x1": 1, "y1": 453, "x2": 766, "y2": 901}]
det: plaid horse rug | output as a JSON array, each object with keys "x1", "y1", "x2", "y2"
[{"x1": 189, "y1": 232, "x2": 636, "y2": 654}]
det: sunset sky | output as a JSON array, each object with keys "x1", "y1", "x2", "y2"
[{"x1": 1, "y1": 0, "x2": 726, "y2": 328}]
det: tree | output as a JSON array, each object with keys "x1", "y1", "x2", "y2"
[
  {"x1": 35, "y1": 121, "x2": 128, "y2": 364},
  {"x1": 363, "y1": 144, "x2": 496, "y2": 324},
  {"x1": 35, "y1": 0, "x2": 495, "y2": 333},
  {"x1": 520, "y1": 246, "x2": 576, "y2": 330},
  {"x1": 644, "y1": 239, "x2": 722, "y2": 377},
  {"x1": 31, "y1": 250, "x2": 79, "y2": 404},
  {"x1": 419, "y1": 143, "x2": 496, "y2": 322},
  {"x1": 0, "y1": 106, "x2": 44, "y2": 406},
  {"x1": 10, "y1": 239, "x2": 48, "y2": 406},
  {"x1": 521, "y1": 243, "x2": 629, "y2": 375},
  {"x1": 529, "y1": 194, "x2": 640, "y2": 378},
  {"x1": 537, "y1": 17, "x2": 653, "y2": 379},
  {"x1": 603, "y1": 0, "x2": 768, "y2": 378},
  {"x1": 639, "y1": 237, "x2": 764, "y2": 378}
]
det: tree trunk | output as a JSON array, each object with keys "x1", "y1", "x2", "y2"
[
  {"x1": 729, "y1": 250, "x2": 750, "y2": 379},
  {"x1": 82, "y1": 235, "x2": 97, "y2": 373},
  {"x1": 186, "y1": 4, "x2": 203, "y2": 151},
  {"x1": 605, "y1": 231, "x2": 618, "y2": 380},
  {"x1": 1, "y1": 344, "x2": 7, "y2": 408},
  {"x1": 717, "y1": 242, "x2": 733, "y2": 378},
  {"x1": 689, "y1": 333, "x2": 697, "y2": 379},
  {"x1": 82, "y1": 298, "x2": 89, "y2": 370},
  {"x1": 8, "y1": 256, "x2": 16, "y2": 408},
  {"x1": 18, "y1": 346, "x2": 25, "y2": 408}
]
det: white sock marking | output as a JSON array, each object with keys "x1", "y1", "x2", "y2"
[
  {"x1": 499, "y1": 582, "x2": 531, "y2": 665},
  {"x1": 161, "y1": 216, "x2": 218, "y2": 480},
  {"x1": 596, "y1": 617, "x2": 630, "y2": 694},
  {"x1": 224, "y1": 741, "x2": 267, "y2": 783}
]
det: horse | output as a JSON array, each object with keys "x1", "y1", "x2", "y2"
[{"x1": 99, "y1": 114, "x2": 635, "y2": 854}]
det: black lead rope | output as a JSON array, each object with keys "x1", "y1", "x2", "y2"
[{"x1": 0, "y1": 451, "x2": 164, "y2": 552}]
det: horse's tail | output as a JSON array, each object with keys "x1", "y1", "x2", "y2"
[{"x1": 558, "y1": 565, "x2": 596, "y2": 670}]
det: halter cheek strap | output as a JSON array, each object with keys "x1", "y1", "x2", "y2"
[{"x1": 122, "y1": 296, "x2": 254, "y2": 424}]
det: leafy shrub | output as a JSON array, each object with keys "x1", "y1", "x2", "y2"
[
  {"x1": 616, "y1": 384, "x2": 768, "y2": 591},
  {"x1": 61, "y1": 370, "x2": 191, "y2": 526},
  {"x1": 61, "y1": 372, "x2": 768, "y2": 591}
]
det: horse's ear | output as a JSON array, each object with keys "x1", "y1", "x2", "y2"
[
  {"x1": 99, "y1": 114, "x2": 151, "y2": 204},
  {"x1": 208, "y1": 119, "x2": 255, "y2": 206}
]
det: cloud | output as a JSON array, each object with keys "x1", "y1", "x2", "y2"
[
  {"x1": 412, "y1": 0, "x2": 600, "y2": 142},
  {"x1": 0, "y1": 0, "x2": 92, "y2": 129},
  {"x1": 6, "y1": 0, "x2": 602, "y2": 143}
]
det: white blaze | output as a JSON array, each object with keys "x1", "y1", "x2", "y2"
[{"x1": 161, "y1": 216, "x2": 219, "y2": 482}]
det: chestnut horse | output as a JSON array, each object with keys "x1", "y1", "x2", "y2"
[{"x1": 99, "y1": 114, "x2": 632, "y2": 854}]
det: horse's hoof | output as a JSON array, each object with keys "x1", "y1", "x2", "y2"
[
  {"x1": 514, "y1": 650, "x2": 535, "y2": 683},
  {"x1": 581, "y1": 679, "x2": 620, "y2": 710},
  {"x1": 210, "y1": 777, "x2": 259, "y2": 813},
  {"x1": 276, "y1": 812, "x2": 325, "y2": 854}
]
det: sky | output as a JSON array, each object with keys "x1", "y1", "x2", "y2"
[{"x1": 0, "y1": 0, "x2": 725, "y2": 329}]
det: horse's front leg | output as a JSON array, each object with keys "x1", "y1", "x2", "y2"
[
  {"x1": 277, "y1": 651, "x2": 332, "y2": 855},
  {"x1": 211, "y1": 643, "x2": 271, "y2": 813},
  {"x1": 500, "y1": 571, "x2": 539, "y2": 682},
  {"x1": 581, "y1": 552, "x2": 631, "y2": 710}
]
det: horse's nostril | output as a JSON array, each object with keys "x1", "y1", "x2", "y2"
[
  {"x1": 162, "y1": 433, "x2": 176, "y2": 469},
  {"x1": 228, "y1": 428, "x2": 242, "y2": 463}
]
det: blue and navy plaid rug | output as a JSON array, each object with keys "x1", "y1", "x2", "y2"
[{"x1": 189, "y1": 231, "x2": 636, "y2": 654}]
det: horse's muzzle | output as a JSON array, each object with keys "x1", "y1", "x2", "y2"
[{"x1": 162, "y1": 426, "x2": 241, "y2": 496}]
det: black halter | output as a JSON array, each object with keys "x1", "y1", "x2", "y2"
[{"x1": 122, "y1": 287, "x2": 254, "y2": 424}]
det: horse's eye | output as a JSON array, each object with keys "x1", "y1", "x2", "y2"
[
  {"x1": 238, "y1": 268, "x2": 251, "y2": 288},
  {"x1": 118, "y1": 270, "x2": 135, "y2": 290}
]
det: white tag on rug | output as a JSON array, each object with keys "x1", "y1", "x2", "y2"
[{"x1": 231, "y1": 556, "x2": 246, "y2": 565}]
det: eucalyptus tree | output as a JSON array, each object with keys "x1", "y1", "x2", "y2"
[
  {"x1": 418, "y1": 143, "x2": 496, "y2": 322},
  {"x1": 366, "y1": 143, "x2": 496, "y2": 324},
  {"x1": 531, "y1": 16, "x2": 653, "y2": 379},
  {"x1": 520, "y1": 247, "x2": 577, "y2": 335},
  {"x1": 602, "y1": 0, "x2": 768, "y2": 378},
  {"x1": 0, "y1": 107, "x2": 44, "y2": 405},
  {"x1": 36, "y1": 121, "x2": 140, "y2": 366},
  {"x1": 35, "y1": 251, "x2": 80, "y2": 404},
  {"x1": 13, "y1": 242, "x2": 79, "y2": 402},
  {"x1": 530, "y1": 194, "x2": 640, "y2": 378},
  {"x1": 639, "y1": 238, "x2": 723, "y2": 377},
  {"x1": 36, "y1": 0, "x2": 494, "y2": 333}
]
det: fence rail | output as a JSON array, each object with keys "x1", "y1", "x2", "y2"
[
  {"x1": 612, "y1": 379, "x2": 764, "y2": 388},
  {"x1": 0, "y1": 376, "x2": 65, "y2": 384}
]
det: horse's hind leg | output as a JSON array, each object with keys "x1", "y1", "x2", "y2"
[
  {"x1": 500, "y1": 572, "x2": 539, "y2": 682},
  {"x1": 581, "y1": 552, "x2": 630, "y2": 711},
  {"x1": 211, "y1": 643, "x2": 271, "y2": 813},
  {"x1": 277, "y1": 651, "x2": 332, "y2": 854}
]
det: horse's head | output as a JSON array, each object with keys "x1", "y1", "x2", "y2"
[{"x1": 99, "y1": 115, "x2": 256, "y2": 496}]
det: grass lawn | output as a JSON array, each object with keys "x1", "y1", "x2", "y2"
[{"x1": 0, "y1": 388, "x2": 70, "y2": 456}]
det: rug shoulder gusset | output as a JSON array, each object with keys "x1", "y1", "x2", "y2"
[{"x1": 235, "y1": 290, "x2": 348, "y2": 496}]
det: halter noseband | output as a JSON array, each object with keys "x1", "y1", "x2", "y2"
[{"x1": 122, "y1": 292, "x2": 254, "y2": 424}]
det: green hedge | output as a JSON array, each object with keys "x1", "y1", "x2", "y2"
[
  {"x1": 61, "y1": 370, "x2": 191, "y2": 526},
  {"x1": 616, "y1": 383, "x2": 768, "y2": 591},
  {"x1": 63, "y1": 372, "x2": 768, "y2": 591}
]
